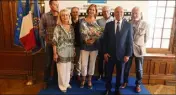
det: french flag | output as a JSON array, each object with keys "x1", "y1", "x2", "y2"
[{"x1": 20, "y1": 0, "x2": 36, "y2": 51}]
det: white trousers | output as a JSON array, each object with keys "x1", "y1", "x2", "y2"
[
  {"x1": 81, "y1": 50, "x2": 98, "y2": 76},
  {"x1": 57, "y1": 62, "x2": 71, "y2": 91}
]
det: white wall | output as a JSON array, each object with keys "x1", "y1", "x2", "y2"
[{"x1": 44, "y1": 1, "x2": 149, "y2": 21}]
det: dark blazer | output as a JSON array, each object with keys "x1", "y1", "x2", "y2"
[
  {"x1": 103, "y1": 19, "x2": 133, "y2": 62},
  {"x1": 71, "y1": 19, "x2": 83, "y2": 47}
]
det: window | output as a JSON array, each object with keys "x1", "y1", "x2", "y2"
[{"x1": 147, "y1": 1, "x2": 175, "y2": 49}]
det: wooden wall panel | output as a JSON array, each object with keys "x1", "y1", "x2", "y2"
[
  {"x1": 10, "y1": 1, "x2": 17, "y2": 49},
  {"x1": 143, "y1": 59, "x2": 150, "y2": 75},
  {"x1": 0, "y1": 1, "x2": 4, "y2": 49},
  {"x1": 167, "y1": 62, "x2": 175, "y2": 75},
  {"x1": 0, "y1": 53, "x2": 32, "y2": 70},
  {"x1": 2, "y1": 1, "x2": 12, "y2": 49},
  {"x1": 33, "y1": 52, "x2": 46, "y2": 73},
  {"x1": 128, "y1": 55, "x2": 175, "y2": 84},
  {"x1": 159, "y1": 62, "x2": 167, "y2": 74},
  {"x1": 150, "y1": 61, "x2": 155, "y2": 75}
]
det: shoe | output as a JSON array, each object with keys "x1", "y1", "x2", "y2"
[
  {"x1": 52, "y1": 77, "x2": 58, "y2": 84},
  {"x1": 135, "y1": 85, "x2": 141, "y2": 93},
  {"x1": 104, "y1": 90, "x2": 111, "y2": 95},
  {"x1": 77, "y1": 75, "x2": 81, "y2": 81},
  {"x1": 120, "y1": 83, "x2": 127, "y2": 88},
  {"x1": 88, "y1": 81, "x2": 93, "y2": 89},
  {"x1": 115, "y1": 89, "x2": 120, "y2": 95},
  {"x1": 70, "y1": 75, "x2": 73, "y2": 80},
  {"x1": 80, "y1": 81, "x2": 85, "y2": 88},
  {"x1": 67, "y1": 85, "x2": 72, "y2": 89},
  {"x1": 42, "y1": 82, "x2": 48, "y2": 90},
  {"x1": 97, "y1": 75, "x2": 102, "y2": 80},
  {"x1": 61, "y1": 90, "x2": 67, "y2": 93}
]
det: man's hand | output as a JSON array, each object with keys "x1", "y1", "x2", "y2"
[
  {"x1": 104, "y1": 53, "x2": 111, "y2": 63},
  {"x1": 124, "y1": 56, "x2": 129, "y2": 63},
  {"x1": 74, "y1": 48, "x2": 76, "y2": 57},
  {"x1": 53, "y1": 53, "x2": 58, "y2": 62}
]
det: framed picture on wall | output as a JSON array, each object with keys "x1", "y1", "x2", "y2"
[{"x1": 88, "y1": 0, "x2": 107, "y2": 3}]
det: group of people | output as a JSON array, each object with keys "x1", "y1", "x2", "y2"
[{"x1": 39, "y1": 0, "x2": 149, "y2": 95}]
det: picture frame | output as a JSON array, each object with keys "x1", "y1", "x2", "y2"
[{"x1": 88, "y1": 0, "x2": 107, "y2": 4}]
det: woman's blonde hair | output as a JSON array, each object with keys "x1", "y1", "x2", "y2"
[{"x1": 57, "y1": 9, "x2": 72, "y2": 25}]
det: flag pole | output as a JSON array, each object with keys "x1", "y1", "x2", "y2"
[{"x1": 26, "y1": 52, "x2": 35, "y2": 86}]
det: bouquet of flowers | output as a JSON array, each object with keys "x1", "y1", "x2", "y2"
[{"x1": 81, "y1": 22, "x2": 103, "y2": 45}]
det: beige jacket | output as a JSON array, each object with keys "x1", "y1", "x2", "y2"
[{"x1": 131, "y1": 20, "x2": 149, "y2": 57}]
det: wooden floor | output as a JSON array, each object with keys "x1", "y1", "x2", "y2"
[{"x1": 0, "y1": 78, "x2": 175, "y2": 95}]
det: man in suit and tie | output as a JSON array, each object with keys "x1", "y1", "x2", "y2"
[
  {"x1": 120, "y1": 7, "x2": 149, "y2": 93},
  {"x1": 103, "y1": 6, "x2": 133, "y2": 95}
]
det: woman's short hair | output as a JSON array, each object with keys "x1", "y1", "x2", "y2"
[
  {"x1": 57, "y1": 9, "x2": 72, "y2": 25},
  {"x1": 86, "y1": 4, "x2": 98, "y2": 18}
]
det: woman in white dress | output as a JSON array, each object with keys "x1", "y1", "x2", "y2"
[{"x1": 52, "y1": 9, "x2": 75, "y2": 93}]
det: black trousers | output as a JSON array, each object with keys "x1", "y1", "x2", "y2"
[
  {"x1": 98, "y1": 51, "x2": 105, "y2": 76},
  {"x1": 98, "y1": 38, "x2": 105, "y2": 76},
  {"x1": 44, "y1": 44, "x2": 58, "y2": 84},
  {"x1": 123, "y1": 54, "x2": 144, "y2": 85},
  {"x1": 73, "y1": 46, "x2": 81, "y2": 76},
  {"x1": 105, "y1": 56, "x2": 122, "y2": 90}
]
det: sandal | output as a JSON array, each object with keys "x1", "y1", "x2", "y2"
[
  {"x1": 80, "y1": 80, "x2": 85, "y2": 88},
  {"x1": 88, "y1": 80, "x2": 93, "y2": 89}
]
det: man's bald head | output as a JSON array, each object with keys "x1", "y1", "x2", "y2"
[
  {"x1": 102, "y1": 6, "x2": 111, "y2": 19},
  {"x1": 114, "y1": 6, "x2": 124, "y2": 21},
  {"x1": 132, "y1": 7, "x2": 141, "y2": 13},
  {"x1": 102, "y1": 6, "x2": 110, "y2": 11},
  {"x1": 115, "y1": 6, "x2": 124, "y2": 12},
  {"x1": 131, "y1": 6, "x2": 142, "y2": 21}
]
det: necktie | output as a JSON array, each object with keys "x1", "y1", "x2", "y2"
[
  {"x1": 116, "y1": 21, "x2": 120, "y2": 33},
  {"x1": 116, "y1": 21, "x2": 120, "y2": 39}
]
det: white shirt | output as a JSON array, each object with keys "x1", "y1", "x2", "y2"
[{"x1": 115, "y1": 19, "x2": 123, "y2": 34}]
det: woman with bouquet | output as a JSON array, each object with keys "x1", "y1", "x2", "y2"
[{"x1": 80, "y1": 4, "x2": 102, "y2": 89}]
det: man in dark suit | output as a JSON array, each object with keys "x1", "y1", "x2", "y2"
[
  {"x1": 70, "y1": 7, "x2": 81, "y2": 81},
  {"x1": 103, "y1": 6, "x2": 133, "y2": 95}
]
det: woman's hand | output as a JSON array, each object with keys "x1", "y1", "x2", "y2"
[
  {"x1": 86, "y1": 38, "x2": 95, "y2": 45},
  {"x1": 95, "y1": 32, "x2": 100, "y2": 37},
  {"x1": 89, "y1": 28, "x2": 95, "y2": 35},
  {"x1": 53, "y1": 53, "x2": 58, "y2": 62}
]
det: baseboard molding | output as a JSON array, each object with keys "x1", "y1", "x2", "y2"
[{"x1": 165, "y1": 80, "x2": 176, "y2": 86}]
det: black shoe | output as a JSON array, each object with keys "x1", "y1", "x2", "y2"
[
  {"x1": 115, "y1": 89, "x2": 120, "y2": 95},
  {"x1": 42, "y1": 82, "x2": 48, "y2": 90},
  {"x1": 104, "y1": 90, "x2": 111, "y2": 95},
  {"x1": 77, "y1": 75, "x2": 81, "y2": 81}
]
